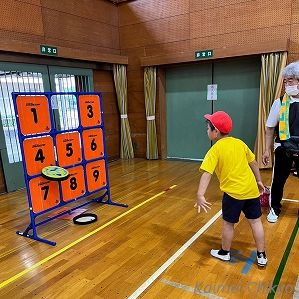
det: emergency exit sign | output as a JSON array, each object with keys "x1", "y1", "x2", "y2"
[
  {"x1": 40, "y1": 45, "x2": 58, "y2": 56},
  {"x1": 195, "y1": 50, "x2": 213, "y2": 59}
]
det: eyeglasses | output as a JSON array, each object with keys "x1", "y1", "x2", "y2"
[{"x1": 283, "y1": 77, "x2": 299, "y2": 85}]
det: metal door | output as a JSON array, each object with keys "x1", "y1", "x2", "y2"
[
  {"x1": 0, "y1": 63, "x2": 93, "y2": 191},
  {"x1": 165, "y1": 57, "x2": 261, "y2": 160},
  {"x1": 166, "y1": 63, "x2": 212, "y2": 160},
  {"x1": 0, "y1": 63, "x2": 50, "y2": 191},
  {"x1": 213, "y1": 57, "x2": 261, "y2": 150}
]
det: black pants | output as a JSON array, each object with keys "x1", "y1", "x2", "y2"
[{"x1": 271, "y1": 146, "x2": 299, "y2": 215}]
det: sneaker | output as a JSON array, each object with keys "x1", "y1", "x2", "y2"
[
  {"x1": 267, "y1": 208, "x2": 278, "y2": 223},
  {"x1": 210, "y1": 249, "x2": 230, "y2": 261},
  {"x1": 257, "y1": 252, "x2": 268, "y2": 267}
]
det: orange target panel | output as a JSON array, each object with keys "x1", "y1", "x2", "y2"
[
  {"x1": 86, "y1": 160, "x2": 107, "y2": 192},
  {"x1": 23, "y1": 136, "x2": 55, "y2": 176},
  {"x1": 16, "y1": 95, "x2": 51, "y2": 135},
  {"x1": 56, "y1": 132, "x2": 82, "y2": 167},
  {"x1": 29, "y1": 176, "x2": 60, "y2": 213},
  {"x1": 60, "y1": 166, "x2": 86, "y2": 202},
  {"x1": 82, "y1": 129, "x2": 104, "y2": 161},
  {"x1": 79, "y1": 95, "x2": 101, "y2": 127}
]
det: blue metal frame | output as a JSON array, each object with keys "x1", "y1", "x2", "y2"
[{"x1": 12, "y1": 91, "x2": 128, "y2": 246}]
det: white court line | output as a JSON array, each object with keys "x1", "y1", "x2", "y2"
[
  {"x1": 282, "y1": 198, "x2": 299, "y2": 203},
  {"x1": 293, "y1": 276, "x2": 299, "y2": 299},
  {"x1": 128, "y1": 209, "x2": 222, "y2": 299},
  {"x1": 161, "y1": 279, "x2": 225, "y2": 299}
]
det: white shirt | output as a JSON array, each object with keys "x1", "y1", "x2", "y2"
[
  {"x1": 266, "y1": 96, "x2": 299, "y2": 149},
  {"x1": 266, "y1": 96, "x2": 299, "y2": 127}
]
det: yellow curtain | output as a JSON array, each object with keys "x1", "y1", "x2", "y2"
[
  {"x1": 113, "y1": 64, "x2": 134, "y2": 159},
  {"x1": 144, "y1": 66, "x2": 158, "y2": 159},
  {"x1": 255, "y1": 52, "x2": 287, "y2": 168}
]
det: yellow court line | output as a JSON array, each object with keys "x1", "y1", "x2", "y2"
[
  {"x1": 0, "y1": 222, "x2": 70, "y2": 260},
  {"x1": 0, "y1": 185, "x2": 177, "y2": 289}
]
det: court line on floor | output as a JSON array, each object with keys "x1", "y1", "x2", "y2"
[
  {"x1": 0, "y1": 222, "x2": 70, "y2": 260},
  {"x1": 293, "y1": 276, "x2": 299, "y2": 298},
  {"x1": 161, "y1": 279, "x2": 225, "y2": 299},
  {"x1": 267, "y1": 217, "x2": 299, "y2": 299},
  {"x1": 128, "y1": 209, "x2": 222, "y2": 299},
  {"x1": 282, "y1": 198, "x2": 299, "y2": 203},
  {"x1": 0, "y1": 185, "x2": 177, "y2": 290}
]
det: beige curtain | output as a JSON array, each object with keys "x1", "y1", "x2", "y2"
[
  {"x1": 113, "y1": 64, "x2": 134, "y2": 159},
  {"x1": 144, "y1": 66, "x2": 158, "y2": 159},
  {"x1": 255, "y1": 52, "x2": 287, "y2": 168}
]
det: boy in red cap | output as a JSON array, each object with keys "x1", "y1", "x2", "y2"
[{"x1": 196, "y1": 111, "x2": 267, "y2": 267}]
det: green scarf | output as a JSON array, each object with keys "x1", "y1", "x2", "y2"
[{"x1": 279, "y1": 93, "x2": 291, "y2": 140}]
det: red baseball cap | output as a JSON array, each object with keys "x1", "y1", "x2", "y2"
[{"x1": 204, "y1": 111, "x2": 233, "y2": 134}]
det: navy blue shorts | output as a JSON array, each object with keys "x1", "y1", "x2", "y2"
[{"x1": 222, "y1": 193, "x2": 262, "y2": 223}]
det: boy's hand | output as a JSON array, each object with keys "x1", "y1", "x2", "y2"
[
  {"x1": 262, "y1": 150, "x2": 270, "y2": 166},
  {"x1": 257, "y1": 181, "x2": 265, "y2": 194},
  {"x1": 195, "y1": 195, "x2": 212, "y2": 213}
]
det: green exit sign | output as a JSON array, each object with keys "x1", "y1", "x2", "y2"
[
  {"x1": 40, "y1": 45, "x2": 58, "y2": 56},
  {"x1": 195, "y1": 50, "x2": 213, "y2": 59}
]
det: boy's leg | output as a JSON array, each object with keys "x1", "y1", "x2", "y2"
[
  {"x1": 222, "y1": 220, "x2": 235, "y2": 251},
  {"x1": 210, "y1": 193, "x2": 241, "y2": 262},
  {"x1": 247, "y1": 217, "x2": 265, "y2": 252},
  {"x1": 243, "y1": 199, "x2": 267, "y2": 266}
]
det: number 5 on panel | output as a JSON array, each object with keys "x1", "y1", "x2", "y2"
[{"x1": 56, "y1": 132, "x2": 82, "y2": 167}]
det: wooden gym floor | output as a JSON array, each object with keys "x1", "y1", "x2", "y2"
[{"x1": 0, "y1": 159, "x2": 298, "y2": 298}]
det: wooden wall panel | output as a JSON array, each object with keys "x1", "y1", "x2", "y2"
[
  {"x1": 0, "y1": 0, "x2": 124, "y2": 64},
  {"x1": 119, "y1": 14, "x2": 190, "y2": 49},
  {"x1": 119, "y1": 0, "x2": 298, "y2": 158},
  {"x1": 0, "y1": 0, "x2": 43, "y2": 35},
  {"x1": 93, "y1": 70, "x2": 120, "y2": 160},
  {"x1": 127, "y1": 91, "x2": 145, "y2": 113},
  {"x1": 131, "y1": 133, "x2": 146, "y2": 157},
  {"x1": 191, "y1": 0, "x2": 263, "y2": 12},
  {"x1": 145, "y1": 40, "x2": 190, "y2": 57},
  {"x1": 41, "y1": 0, "x2": 118, "y2": 26},
  {"x1": 289, "y1": 53, "x2": 299, "y2": 61},
  {"x1": 118, "y1": 0, "x2": 189, "y2": 26},
  {"x1": 121, "y1": 47, "x2": 146, "y2": 70},
  {"x1": 129, "y1": 113, "x2": 146, "y2": 133},
  {"x1": 42, "y1": 8, "x2": 119, "y2": 50},
  {"x1": 290, "y1": 24, "x2": 299, "y2": 54},
  {"x1": 44, "y1": 38, "x2": 120, "y2": 56},
  {"x1": 190, "y1": 25, "x2": 290, "y2": 59},
  {"x1": 190, "y1": 26, "x2": 290, "y2": 50},
  {"x1": 0, "y1": 30, "x2": 44, "y2": 44},
  {"x1": 129, "y1": 113, "x2": 147, "y2": 157},
  {"x1": 190, "y1": 1, "x2": 291, "y2": 40},
  {"x1": 290, "y1": 0, "x2": 299, "y2": 57},
  {"x1": 127, "y1": 70, "x2": 144, "y2": 92},
  {"x1": 16, "y1": 0, "x2": 41, "y2": 5},
  {"x1": 292, "y1": 0, "x2": 299, "y2": 24}
]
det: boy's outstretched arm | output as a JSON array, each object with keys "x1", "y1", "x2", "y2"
[
  {"x1": 249, "y1": 160, "x2": 265, "y2": 194},
  {"x1": 196, "y1": 171, "x2": 212, "y2": 213}
]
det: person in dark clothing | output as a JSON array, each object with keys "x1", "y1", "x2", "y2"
[{"x1": 262, "y1": 61, "x2": 299, "y2": 223}]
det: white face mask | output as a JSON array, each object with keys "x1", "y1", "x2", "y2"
[{"x1": 285, "y1": 85, "x2": 299, "y2": 96}]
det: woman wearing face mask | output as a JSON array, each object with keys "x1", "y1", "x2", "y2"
[{"x1": 262, "y1": 61, "x2": 299, "y2": 223}]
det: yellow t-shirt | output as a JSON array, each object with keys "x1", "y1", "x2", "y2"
[{"x1": 200, "y1": 137, "x2": 259, "y2": 200}]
